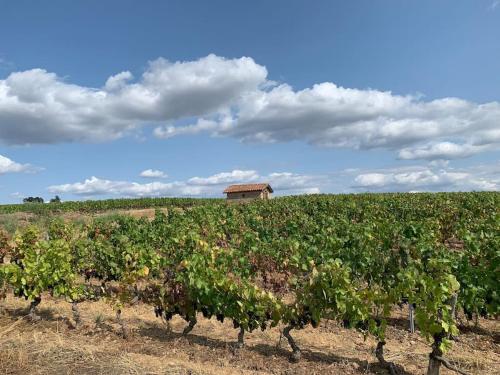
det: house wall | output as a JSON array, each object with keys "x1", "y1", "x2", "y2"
[
  {"x1": 262, "y1": 190, "x2": 272, "y2": 199},
  {"x1": 226, "y1": 191, "x2": 262, "y2": 200},
  {"x1": 225, "y1": 189, "x2": 273, "y2": 200}
]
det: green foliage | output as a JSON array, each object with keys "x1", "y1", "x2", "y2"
[
  {"x1": 1, "y1": 196, "x2": 221, "y2": 214},
  {"x1": 1, "y1": 226, "x2": 81, "y2": 302},
  {"x1": 22, "y1": 196, "x2": 44, "y2": 204},
  {"x1": 49, "y1": 195, "x2": 61, "y2": 203},
  {"x1": 152, "y1": 244, "x2": 283, "y2": 332},
  {"x1": 0, "y1": 191, "x2": 498, "y2": 366}
]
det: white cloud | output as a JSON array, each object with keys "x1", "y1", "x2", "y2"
[
  {"x1": 352, "y1": 163, "x2": 499, "y2": 192},
  {"x1": 0, "y1": 54, "x2": 266, "y2": 144},
  {"x1": 232, "y1": 86, "x2": 499, "y2": 158},
  {"x1": 398, "y1": 141, "x2": 487, "y2": 160},
  {"x1": 428, "y1": 159, "x2": 450, "y2": 168},
  {"x1": 139, "y1": 169, "x2": 168, "y2": 178},
  {"x1": 47, "y1": 162, "x2": 499, "y2": 199},
  {"x1": 187, "y1": 169, "x2": 259, "y2": 185},
  {"x1": 154, "y1": 116, "x2": 232, "y2": 139},
  {"x1": 1, "y1": 53, "x2": 499, "y2": 162},
  {"x1": 354, "y1": 173, "x2": 391, "y2": 188},
  {"x1": 47, "y1": 169, "x2": 323, "y2": 198},
  {"x1": 47, "y1": 176, "x2": 191, "y2": 197},
  {"x1": 0, "y1": 154, "x2": 32, "y2": 174},
  {"x1": 104, "y1": 71, "x2": 134, "y2": 92},
  {"x1": 163, "y1": 82, "x2": 500, "y2": 161},
  {"x1": 266, "y1": 172, "x2": 324, "y2": 194}
]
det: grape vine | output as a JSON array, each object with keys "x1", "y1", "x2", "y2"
[{"x1": 0, "y1": 192, "x2": 498, "y2": 375}]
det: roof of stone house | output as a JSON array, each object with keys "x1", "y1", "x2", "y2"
[{"x1": 223, "y1": 183, "x2": 273, "y2": 194}]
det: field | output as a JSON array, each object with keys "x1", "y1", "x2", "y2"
[
  {"x1": 0, "y1": 192, "x2": 498, "y2": 375},
  {"x1": 0, "y1": 197, "x2": 219, "y2": 216}
]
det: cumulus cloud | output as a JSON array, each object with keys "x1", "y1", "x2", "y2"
[
  {"x1": 0, "y1": 54, "x2": 266, "y2": 144},
  {"x1": 154, "y1": 116, "x2": 232, "y2": 139},
  {"x1": 139, "y1": 169, "x2": 168, "y2": 178},
  {"x1": 47, "y1": 162, "x2": 499, "y2": 199},
  {"x1": 265, "y1": 172, "x2": 325, "y2": 194},
  {"x1": 48, "y1": 169, "x2": 324, "y2": 198},
  {"x1": 47, "y1": 176, "x2": 197, "y2": 197},
  {"x1": 2, "y1": 53, "x2": 499, "y2": 162},
  {"x1": 104, "y1": 71, "x2": 134, "y2": 92},
  {"x1": 187, "y1": 169, "x2": 259, "y2": 185},
  {"x1": 352, "y1": 163, "x2": 499, "y2": 192},
  {"x1": 159, "y1": 81, "x2": 500, "y2": 161},
  {"x1": 189, "y1": 84, "x2": 500, "y2": 161},
  {"x1": 0, "y1": 154, "x2": 33, "y2": 174},
  {"x1": 428, "y1": 159, "x2": 450, "y2": 168},
  {"x1": 398, "y1": 141, "x2": 488, "y2": 160}
]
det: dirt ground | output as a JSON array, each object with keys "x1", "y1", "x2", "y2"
[{"x1": 0, "y1": 295, "x2": 498, "y2": 375}]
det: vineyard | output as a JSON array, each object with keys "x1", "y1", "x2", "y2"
[
  {"x1": 0, "y1": 192, "x2": 498, "y2": 375},
  {"x1": 0, "y1": 196, "x2": 220, "y2": 215}
]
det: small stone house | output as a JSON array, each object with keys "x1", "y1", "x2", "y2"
[{"x1": 223, "y1": 183, "x2": 273, "y2": 201}]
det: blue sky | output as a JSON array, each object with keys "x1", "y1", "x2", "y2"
[{"x1": 0, "y1": 0, "x2": 499, "y2": 202}]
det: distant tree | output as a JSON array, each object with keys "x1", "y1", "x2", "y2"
[
  {"x1": 22, "y1": 197, "x2": 44, "y2": 204},
  {"x1": 50, "y1": 195, "x2": 61, "y2": 203}
]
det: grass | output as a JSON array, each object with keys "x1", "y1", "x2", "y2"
[{"x1": 0, "y1": 294, "x2": 497, "y2": 375}]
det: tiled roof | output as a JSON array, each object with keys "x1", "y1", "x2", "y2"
[{"x1": 223, "y1": 183, "x2": 273, "y2": 193}]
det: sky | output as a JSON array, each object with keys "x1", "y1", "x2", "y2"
[{"x1": 0, "y1": 0, "x2": 499, "y2": 203}]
